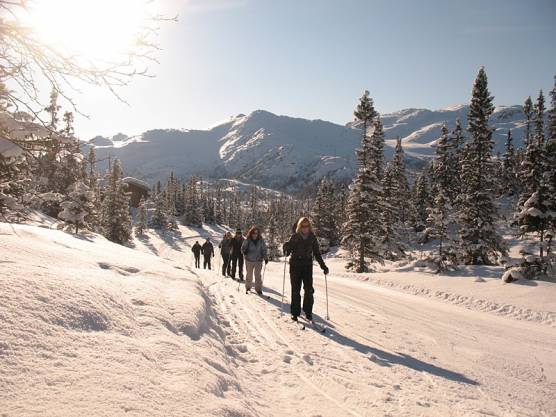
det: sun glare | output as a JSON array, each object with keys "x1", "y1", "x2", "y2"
[{"x1": 25, "y1": 0, "x2": 154, "y2": 61}]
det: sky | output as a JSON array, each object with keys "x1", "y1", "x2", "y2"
[{"x1": 49, "y1": 0, "x2": 556, "y2": 139}]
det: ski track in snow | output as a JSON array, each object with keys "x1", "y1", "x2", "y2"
[{"x1": 2, "y1": 223, "x2": 555, "y2": 417}]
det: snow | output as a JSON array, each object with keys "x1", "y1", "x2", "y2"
[
  {"x1": 122, "y1": 177, "x2": 150, "y2": 191},
  {"x1": 85, "y1": 104, "x2": 538, "y2": 191},
  {"x1": 2, "y1": 221, "x2": 556, "y2": 416}
]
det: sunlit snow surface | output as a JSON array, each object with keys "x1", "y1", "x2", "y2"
[{"x1": 1, "y1": 218, "x2": 555, "y2": 416}]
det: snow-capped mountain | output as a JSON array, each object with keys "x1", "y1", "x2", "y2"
[
  {"x1": 379, "y1": 104, "x2": 527, "y2": 158},
  {"x1": 90, "y1": 105, "x2": 529, "y2": 190}
]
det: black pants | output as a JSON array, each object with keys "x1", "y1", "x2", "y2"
[
  {"x1": 194, "y1": 254, "x2": 200, "y2": 268},
  {"x1": 231, "y1": 254, "x2": 244, "y2": 279},
  {"x1": 222, "y1": 253, "x2": 231, "y2": 276},
  {"x1": 203, "y1": 255, "x2": 212, "y2": 270},
  {"x1": 290, "y1": 262, "x2": 314, "y2": 318}
]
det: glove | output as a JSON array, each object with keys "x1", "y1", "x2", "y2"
[
  {"x1": 264, "y1": 259, "x2": 269, "y2": 265},
  {"x1": 322, "y1": 265, "x2": 329, "y2": 275},
  {"x1": 282, "y1": 243, "x2": 290, "y2": 256}
]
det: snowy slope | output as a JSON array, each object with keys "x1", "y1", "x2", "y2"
[
  {"x1": 0, "y1": 223, "x2": 255, "y2": 417},
  {"x1": 379, "y1": 104, "x2": 528, "y2": 158},
  {"x1": 89, "y1": 105, "x2": 530, "y2": 190},
  {"x1": 2, "y1": 221, "x2": 555, "y2": 416}
]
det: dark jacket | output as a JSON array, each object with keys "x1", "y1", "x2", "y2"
[
  {"x1": 191, "y1": 243, "x2": 202, "y2": 256},
  {"x1": 283, "y1": 232, "x2": 326, "y2": 269},
  {"x1": 201, "y1": 241, "x2": 214, "y2": 257},
  {"x1": 219, "y1": 238, "x2": 232, "y2": 256},
  {"x1": 230, "y1": 235, "x2": 245, "y2": 257}
]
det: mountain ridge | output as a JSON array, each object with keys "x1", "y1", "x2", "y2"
[{"x1": 90, "y1": 104, "x2": 530, "y2": 191}]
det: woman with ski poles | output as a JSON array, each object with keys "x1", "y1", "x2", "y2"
[
  {"x1": 283, "y1": 217, "x2": 329, "y2": 323},
  {"x1": 241, "y1": 225, "x2": 268, "y2": 295},
  {"x1": 218, "y1": 231, "x2": 233, "y2": 277}
]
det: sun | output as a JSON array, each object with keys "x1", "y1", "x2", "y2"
[{"x1": 24, "y1": 0, "x2": 155, "y2": 61}]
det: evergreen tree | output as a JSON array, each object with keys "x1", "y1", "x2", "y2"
[
  {"x1": 150, "y1": 190, "x2": 168, "y2": 229},
  {"x1": 381, "y1": 162, "x2": 404, "y2": 259},
  {"x1": 448, "y1": 119, "x2": 466, "y2": 199},
  {"x1": 183, "y1": 177, "x2": 203, "y2": 227},
  {"x1": 342, "y1": 92, "x2": 385, "y2": 272},
  {"x1": 312, "y1": 178, "x2": 338, "y2": 246},
  {"x1": 523, "y1": 96, "x2": 534, "y2": 147},
  {"x1": 501, "y1": 130, "x2": 518, "y2": 196},
  {"x1": 425, "y1": 190, "x2": 455, "y2": 271},
  {"x1": 135, "y1": 196, "x2": 148, "y2": 236},
  {"x1": 433, "y1": 125, "x2": 456, "y2": 201},
  {"x1": 534, "y1": 90, "x2": 546, "y2": 146},
  {"x1": 389, "y1": 137, "x2": 412, "y2": 223},
  {"x1": 100, "y1": 159, "x2": 132, "y2": 244},
  {"x1": 412, "y1": 167, "x2": 431, "y2": 230},
  {"x1": 266, "y1": 199, "x2": 281, "y2": 259},
  {"x1": 545, "y1": 77, "x2": 556, "y2": 260},
  {"x1": 457, "y1": 67, "x2": 506, "y2": 264},
  {"x1": 368, "y1": 119, "x2": 385, "y2": 181},
  {"x1": 58, "y1": 181, "x2": 94, "y2": 234}
]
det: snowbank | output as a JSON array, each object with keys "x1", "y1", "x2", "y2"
[
  {"x1": 0, "y1": 223, "x2": 253, "y2": 417},
  {"x1": 325, "y1": 256, "x2": 556, "y2": 327}
]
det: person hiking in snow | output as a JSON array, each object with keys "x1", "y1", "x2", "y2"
[
  {"x1": 230, "y1": 228, "x2": 245, "y2": 281},
  {"x1": 201, "y1": 238, "x2": 214, "y2": 270},
  {"x1": 283, "y1": 217, "x2": 329, "y2": 322},
  {"x1": 219, "y1": 231, "x2": 233, "y2": 277},
  {"x1": 191, "y1": 241, "x2": 202, "y2": 268},
  {"x1": 241, "y1": 226, "x2": 269, "y2": 295}
]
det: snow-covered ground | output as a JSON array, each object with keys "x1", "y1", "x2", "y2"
[{"x1": 2, "y1": 222, "x2": 555, "y2": 416}]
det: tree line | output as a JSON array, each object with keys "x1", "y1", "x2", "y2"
[{"x1": 2, "y1": 68, "x2": 555, "y2": 279}]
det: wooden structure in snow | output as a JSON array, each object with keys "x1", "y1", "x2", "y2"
[{"x1": 122, "y1": 177, "x2": 150, "y2": 208}]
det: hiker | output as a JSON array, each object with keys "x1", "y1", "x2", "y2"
[
  {"x1": 241, "y1": 226, "x2": 268, "y2": 295},
  {"x1": 283, "y1": 217, "x2": 329, "y2": 322},
  {"x1": 230, "y1": 228, "x2": 245, "y2": 281},
  {"x1": 191, "y1": 241, "x2": 202, "y2": 268},
  {"x1": 201, "y1": 238, "x2": 214, "y2": 270},
  {"x1": 219, "y1": 231, "x2": 233, "y2": 277}
]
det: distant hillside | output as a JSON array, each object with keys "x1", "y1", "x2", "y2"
[{"x1": 88, "y1": 105, "x2": 530, "y2": 191}]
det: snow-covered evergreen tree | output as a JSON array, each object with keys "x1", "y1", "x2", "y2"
[
  {"x1": 100, "y1": 159, "x2": 132, "y2": 244},
  {"x1": 135, "y1": 196, "x2": 148, "y2": 236},
  {"x1": 457, "y1": 67, "x2": 506, "y2": 264},
  {"x1": 388, "y1": 137, "x2": 412, "y2": 224},
  {"x1": 58, "y1": 181, "x2": 94, "y2": 234},
  {"x1": 412, "y1": 167, "x2": 431, "y2": 231},
  {"x1": 432, "y1": 125, "x2": 456, "y2": 202},
  {"x1": 424, "y1": 191, "x2": 456, "y2": 271},
  {"x1": 150, "y1": 190, "x2": 168, "y2": 229},
  {"x1": 183, "y1": 177, "x2": 203, "y2": 227},
  {"x1": 342, "y1": 92, "x2": 385, "y2": 272}
]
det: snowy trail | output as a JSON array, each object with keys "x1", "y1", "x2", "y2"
[
  {"x1": 195, "y1": 252, "x2": 556, "y2": 416},
  {"x1": 2, "y1": 223, "x2": 555, "y2": 417}
]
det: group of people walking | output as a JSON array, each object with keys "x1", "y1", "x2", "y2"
[
  {"x1": 191, "y1": 217, "x2": 329, "y2": 323},
  {"x1": 191, "y1": 239, "x2": 214, "y2": 269}
]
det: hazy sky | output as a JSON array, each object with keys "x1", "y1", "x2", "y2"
[{"x1": 66, "y1": 0, "x2": 556, "y2": 139}]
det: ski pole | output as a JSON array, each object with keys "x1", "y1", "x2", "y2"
[
  {"x1": 281, "y1": 255, "x2": 288, "y2": 316},
  {"x1": 324, "y1": 271, "x2": 330, "y2": 320}
]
